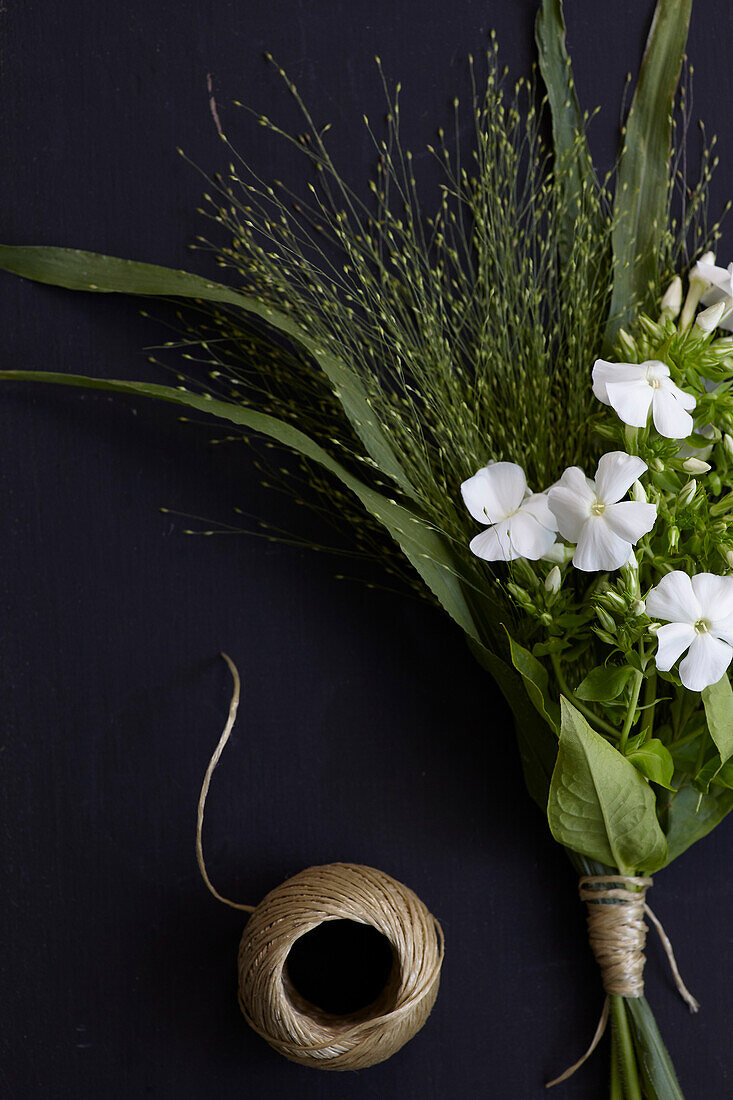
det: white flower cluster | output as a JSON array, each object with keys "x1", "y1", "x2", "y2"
[
  {"x1": 461, "y1": 451, "x2": 656, "y2": 573},
  {"x1": 461, "y1": 253, "x2": 733, "y2": 691}
]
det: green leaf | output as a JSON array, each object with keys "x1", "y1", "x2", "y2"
[
  {"x1": 547, "y1": 698, "x2": 667, "y2": 873},
  {"x1": 626, "y1": 738, "x2": 676, "y2": 790},
  {"x1": 694, "y1": 752, "x2": 724, "y2": 794},
  {"x1": 711, "y1": 758, "x2": 733, "y2": 790},
  {"x1": 0, "y1": 245, "x2": 415, "y2": 498},
  {"x1": 604, "y1": 0, "x2": 692, "y2": 347},
  {"x1": 535, "y1": 0, "x2": 600, "y2": 257},
  {"x1": 665, "y1": 785, "x2": 733, "y2": 863},
  {"x1": 626, "y1": 999, "x2": 685, "y2": 1100},
  {"x1": 701, "y1": 672, "x2": 733, "y2": 764},
  {"x1": 506, "y1": 632, "x2": 559, "y2": 731},
  {"x1": 471, "y1": 639, "x2": 557, "y2": 810},
  {"x1": 0, "y1": 369, "x2": 479, "y2": 642},
  {"x1": 576, "y1": 664, "x2": 632, "y2": 702}
]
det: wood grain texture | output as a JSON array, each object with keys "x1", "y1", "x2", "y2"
[{"x1": 0, "y1": 2, "x2": 731, "y2": 1096}]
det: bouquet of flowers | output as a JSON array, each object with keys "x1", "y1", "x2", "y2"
[{"x1": 1, "y1": 0, "x2": 730, "y2": 1094}]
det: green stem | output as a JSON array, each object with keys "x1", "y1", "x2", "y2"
[
  {"x1": 610, "y1": 1015, "x2": 623, "y2": 1100},
  {"x1": 639, "y1": 669, "x2": 657, "y2": 740},
  {"x1": 694, "y1": 729, "x2": 708, "y2": 775},
  {"x1": 550, "y1": 654, "x2": 619, "y2": 738},
  {"x1": 619, "y1": 669, "x2": 644, "y2": 753},
  {"x1": 610, "y1": 996, "x2": 642, "y2": 1100}
]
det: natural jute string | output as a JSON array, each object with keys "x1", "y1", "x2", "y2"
[
  {"x1": 546, "y1": 874, "x2": 699, "y2": 1087},
  {"x1": 196, "y1": 653, "x2": 445, "y2": 1070}
]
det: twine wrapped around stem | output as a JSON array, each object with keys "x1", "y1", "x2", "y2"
[{"x1": 546, "y1": 875, "x2": 698, "y2": 1088}]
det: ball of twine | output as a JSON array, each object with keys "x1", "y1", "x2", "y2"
[
  {"x1": 196, "y1": 656, "x2": 444, "y2": 1071},
  {"x1": 238, "y1": 862, "x2": 443, "y2": 1070}
]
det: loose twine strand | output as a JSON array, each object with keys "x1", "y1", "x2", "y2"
[
  {"x1": 195, "y1": 652, "x2": 254, "y2": 913},
  {"x1": 546, "y1": 875, "x2": 699, "y2": 1088},
  {"x1": 195, "y1": 653, "x2": 444, "y2": 1070}
]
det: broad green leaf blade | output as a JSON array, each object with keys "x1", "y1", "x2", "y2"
[
  {"x1": 506, "y1": 632, "x2": 559, "y2": 731},
  {"x1": 0, "y1": 369, "x2": 478, "y2": 641},
  {"x1": 604, "y1": 0, "x2": 692, "y2": 347},
  {"x1": 0, "y1": 245, "x2": 415, "y2": 498},
  {"x1": 626, "y1": 738, "x2": 675, "y2": 790},
  {"x1": 694, "y1": 752, "x2": 724, "y2": 794},
  {"x1": 576, "y1": 664, "x2": 632, "y2": 702},
  {"x1": 547, "y1": 697, "x2": 667, "y2": 873},
  {"x1": 665, "y1": 784, "x2": 733, "y2": 863},
  {"x1": 535, "y1": 0, "x2": 600, "y2": 256},
  {"x1": 701, "y1": 673, "x2": 733, "y2": 765},
  {"x1": 471, "y1": 638, "x2": 557, "y2": 810}
]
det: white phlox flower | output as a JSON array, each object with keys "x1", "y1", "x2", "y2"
[
  {"x1": 592, "y1": 359, "x2": 696, "y2": 439},
  {"x1": 547, "y1": 451, "x2": 657, "y2": 572},
  {"x1": 697, "y1": 258, "x2": 733, "y2": 331},
  {"x1": 646, "y1": 571, "x2": 733, "y2": 691},
  {"x1": 461, "y1": 461, "x2": 557, "y2": 561}
]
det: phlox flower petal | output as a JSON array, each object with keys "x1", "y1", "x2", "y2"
[
  {"x1": 461, "y1": 462, "x2": 526, "y2": 524},
  {"x1": 594, "y1": 452, "x2": 648, "y2": 504},
  {"x1": 547, "y1": 451, "x2": 655, "y2": 573},
  {"x1": 647, "y1": 570, "x2": 733, "y2": 690},
  {"x1": 679, "y1": 634, "x2": 733, "y2": 692},
  {"x1": 592, "y1": 359, "x2": 695, "y2": 439},
  {"x1": 462, "y1": 461, "x2": 557, "y2": 563},
  {"x1": 646, "y1": 571, "x2": 700, "y2": 624}
]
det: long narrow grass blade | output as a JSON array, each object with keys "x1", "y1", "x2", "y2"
[
  {"x1": 604, "y1": 0, "x2": 692, "y2": 347},
  {"x1": 0, "y1": 245, "x2": 415, "y2": 498},
  {"x1": 470, "y1": 638, "x2": 557, "y2": 810},
  {"x1": 0, "y1": 367, "x2": 478, "y2": 639},
  {"x1": 626, "y1": 997, "x2": 685, "y2": 1100},
  {"x1": 535, "y1": 0, "x2": 600, "y2": 256}
]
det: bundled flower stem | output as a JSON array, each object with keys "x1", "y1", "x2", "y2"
[{"x1": 0, "y1": 0, "x2": 729, "y2": 1094}]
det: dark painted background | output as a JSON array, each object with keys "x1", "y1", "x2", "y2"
[{"x1": 1, "y1": 2, "x2": 731, "y2": 1097}]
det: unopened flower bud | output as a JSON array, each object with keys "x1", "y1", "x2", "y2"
[
  {"x1": 647, "y1": 622, "x2": 661, "y2": 635},
  {"x1": 542, "y1": 542, "x2": 573, "y2": 564},
  {"x1": 678, "y1": 480, "x2": 697, "y2": 507},
  {"x1": 682, "y1": 456, "x2": 712, "y2": 474},
  {"x1": 710, "y1": 472, "x2": 722, "y2": 496},
  {"x1": 632, "y1": 599, "x2": 646, "y2": 617},
  {"x1": 660, "y1": 275, "x2": 683, "y2": 320},
  {"x1": 690, "y1": 251, "x2": 716, "y2": 284},
  {"x1": 696, "y1": 300, "x2": 728, "y2": 332},
  {"x1": 631, "y1": 479, "x2": 647, "y2": 503},
  {"x1": 651, "y1": 458, "x2": 665, "y2": 472},
  {"x1": 622, "y1": 549, "x2": 639, "y2": 573},
  {"x1": 602, "y1": 590, "x2": 627, "y2": 612},
  {"x1": 507, "y1": 582, "x2": 533, "y2": 611},
  {"x1": 513, "y1": 558, "x2": 538, "y2": 588},
  {"x1": 681, "y1": 252, "x2": 717, "y2": 330},
  {"x1": 724, "y1": 433, "x2": 733, "y2": 459},
  {"x1": 593, "y1": 627, "x2": 616, "y2": 646},
  {"x1": 544, "y1": 566, "x2": 561, "y2": 595},
  {"x1": 596, "y1": 606, "x2": 616, "y2": 633},
  {"x1": 616, "y1": 329, "x2": 638, "y2": 360},
  {"x1": 726, "y1": 549, "x2": 733, "y2": 571},
  {"x1": 668, "y1": 525, "x2": 680, "y2": 551}
]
